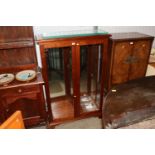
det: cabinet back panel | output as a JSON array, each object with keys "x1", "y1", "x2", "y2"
[
  {"x1": 0, "y1": 26, "x2": 34, "y2": 42},
  {"x1": 0, "y1": 47, "x2": 37, "y2": 67}
]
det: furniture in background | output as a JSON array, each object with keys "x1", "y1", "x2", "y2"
[
  {"x1": 37, "y1": 30, "x2": 111, "y2": 127},
  {"x1": 0, "y1": 27, "x2": 47, "y2": 128},
  {"x1": 107, "y1": 32, "x2": 154, "y2": 90},
  {"x1": 0, "y1": 111, "x2": 25, "y2": 129},
  {"x1": 102, "y1": 76, "x2": 155, "y2": 128}
]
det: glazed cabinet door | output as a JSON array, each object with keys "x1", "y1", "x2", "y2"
[
  {"x1": 129, "y1": 40, "x2": 152, "y2": 80},
  {"x1": 111, "y1": 42, "x2": 132, "y2": 85}
]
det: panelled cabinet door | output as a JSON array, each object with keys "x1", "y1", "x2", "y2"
[
  {"x1": 129, "y1": 40, "x2": 151, "y2": 80},
  {"x1": 4, "y1": 94, "x2": 40, "y2": 118},
  {"x1": 111, "y1": 42, "x2": 132, "y2": 85}
]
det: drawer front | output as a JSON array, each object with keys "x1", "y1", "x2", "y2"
[{"x1": 0, "y1": 85, "x2": 40, "y2": 97}]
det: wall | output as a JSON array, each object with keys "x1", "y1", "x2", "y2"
[
  {"x1": 33, "y1": 26, "x2": 94, "y2": 35},
  {"x1": 34, "y1": 26, "x2": 155, "y2": 67}
]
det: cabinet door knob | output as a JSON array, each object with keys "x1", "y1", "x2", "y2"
[
  {"x1": 130, "y1": 42, "x2": 134, "y2": 45},
  {"x1": 72, "y1": 42, "x2": 76, "y2": 45},
  {"x1": 18, "y1": 89, "x2": 22, "y2": 93},
  {"x1": 76, "y1": 43, "x2": 79, "y2": 46},
  {"x1": 142, "y1": 44, "x2": 146, "y2": 47}
]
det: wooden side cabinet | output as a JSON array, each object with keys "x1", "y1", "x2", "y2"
[
  {"x1": 108, "y1": 32, "x2": 154, "y2": 90},
  {"x1": 0, "y1": 73, "x2": 47, "y2": 128},
  {"x1": 0, "y1": 26, "x2": 47, "y2": 128}
]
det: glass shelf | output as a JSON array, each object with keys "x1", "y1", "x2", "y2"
[{"x1": 36, "y1": 29, "x2": 109, "y2": 40}]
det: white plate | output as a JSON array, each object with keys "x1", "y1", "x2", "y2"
[
  {"x1": 0, "y1": 73, "x2": 14, "y2": 85},
  {"x1": 16, "y1": 70, "x2": 36, "y2": 82}
]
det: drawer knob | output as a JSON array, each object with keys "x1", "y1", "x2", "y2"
[
  {"x1": 72, "y1": 42, "x2": 76, "y2": 45},
  {"x1": 142, "y1": 44, "x2": 146, "y2": 47},
  {"x1": 130, "y1": 42, "x2": 134, "y2": 45},
  {"x1": 76, "y1": 43, "x2": 79, "y2": 46},
  {"x1": 18, "y1": 89, "x2": 22, "y2": 93}
]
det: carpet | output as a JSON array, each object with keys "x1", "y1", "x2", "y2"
[
  {"x1": 55, "y1": 116, "x2": 155, "y2": 129},
  {"x1": 55, "y1": 117, "x2": 102, "y2": 129},
  {"x1": 31, "y1": 116, "x2": 155, "y2": 129}
]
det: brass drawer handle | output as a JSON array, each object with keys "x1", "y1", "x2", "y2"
[
  {"x1": 130, "y1": 42, "x2": 134, "y2": 45},
  {"x1": 142, "y1": 44, "x2": 146, "y2": 47}
]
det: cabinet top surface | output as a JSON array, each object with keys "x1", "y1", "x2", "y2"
[
  {"x1": 0, "y1": 72, "x2": 44, "y2": 90},
  {"x1": 36, "y1": 29, "x2": 109, "y2": 40},
  {"x1": 110, "y1": 32, "x2": 154, "y2": 41}
]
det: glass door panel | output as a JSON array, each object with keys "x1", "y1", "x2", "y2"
[
  {"x1": 46, "y1": 47, "x2": 73, "y2": 99},
  {"x1": 80, "y1": 45, "x2": 102, "y2": 113},
  {"x1": 46, "y1": 47, "x2": 74, "y2": 120}
]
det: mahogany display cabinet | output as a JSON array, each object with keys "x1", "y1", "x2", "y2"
[
  {"x1": 0, "y1": 27, "x2": 47, "y2": 128},
  {"x1": 37, "y1": 30, "x2": 111, "y2": 127}
]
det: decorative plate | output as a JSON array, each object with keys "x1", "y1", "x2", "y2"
[
  {"x1": 0, "y1": 73, "x2": 14, "y2": 85},
  {"x1": 16, "y1": 70, "x2": 36, "y2": 82}
]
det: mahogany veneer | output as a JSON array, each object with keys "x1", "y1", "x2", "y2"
[{"x1": 107, "y1": 32, "x2": 154, "y2": 90}]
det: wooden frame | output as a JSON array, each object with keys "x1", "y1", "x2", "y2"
[{"x1": 37, "y1": 34, "x2": 111, "y2": 127}]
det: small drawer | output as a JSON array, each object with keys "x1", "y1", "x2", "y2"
[{"x1": 0, "y1": 85, "x2": 40, "y2": 97}]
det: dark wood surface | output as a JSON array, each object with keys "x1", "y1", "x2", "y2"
[
  {"x1": 103, "y1": 76, "x2": 155, "y2": 128},
  {"x1": 0, "y1": 26, "x2": 34, "y2": 43},
  {"x1": 108, "y1": 32, "x2": 154, "y2": 90},
  {"x1": 0, "y1": 26, "x2": 46, "y2": 128},
  {"x1": 0, "y1": 26, "x2": 37, "y2": 73},
  {"x1": 110, "y1": 32, "x2": 154, "y2": 41},
  {"x1": 37, "y1": 34, "x2": 111, "y2": 127}
]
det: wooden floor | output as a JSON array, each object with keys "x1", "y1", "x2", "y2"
[{"x1": 51, "y1": 99, "x2": 74, "y2": 122}]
